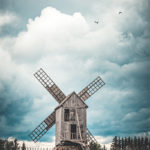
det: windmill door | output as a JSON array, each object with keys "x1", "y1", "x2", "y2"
[{"x1": 70, "y1": 124, "x2": 77, "y2": 139}]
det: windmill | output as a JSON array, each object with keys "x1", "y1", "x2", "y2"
[{"x1": 29, "y1": 68, "x2": 105, "y2": 150}]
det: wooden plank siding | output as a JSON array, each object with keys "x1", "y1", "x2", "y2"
[{"x1": 55, "y1": 92, "x2": 87, "y2": 146}]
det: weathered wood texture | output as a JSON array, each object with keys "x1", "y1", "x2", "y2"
[
  {"x1": 53, "y1": 146, "x2": 79, "y2": 150},
  {"x1": 55, "y1": 92, "x2": 87, "y2": 146},
  {"x1": 34, "y1": 68, "x2": 66, "y2": 103}
]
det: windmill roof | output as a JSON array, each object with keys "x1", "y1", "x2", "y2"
[{"x1": 55, "y1": 91, "x2": 88, "y2": 110}]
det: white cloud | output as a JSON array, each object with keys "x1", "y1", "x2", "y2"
[
  {"x1": 95, "y1": 135, "x2": 112, "y2": 150},
  {"x1": 122, "y1": 108, "x2": 150, "y2": 122},
  {"x1": 12, "y1": 7, "x2": 90, "y2": 61},
  {"x1": 5, "y1": 6, "x2": 124, "y2": 90},
  {"x1": 0, "y1": 12, "x2": 18, "y2": 28}
]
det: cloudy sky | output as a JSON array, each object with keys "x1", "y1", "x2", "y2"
[{"x1": 0, "y1": 0, "x2": 150, "y2": 148}]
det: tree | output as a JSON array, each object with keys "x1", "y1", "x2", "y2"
[
  {"x1": 137, "y1": 137, "x2": 141, "y2": 150},
  {"x1": 145, "y1": 137, "x2": 149, "y2": 150},
  {"x1": 0, "y1": 139, "x2": 5, "y2": 150},
  {"x1": 111, "y1": 136, "x2": 118, "y2": 150},
  {"x1": 124, "y1": 137, "x2": 127, "y2": 149},
  {"x1": 12, "y1": 138, "x2": 19, "y2": 150},
  {"x1": 133, "y1": 136, "x2": 137, "y2": 150},
  {"x1": 130, "y1": 138, "x2": 133, "y2": 150},
  {"x1": 103, "y1": 145, "x2": 107, "y2": 150},
  {"x1": 89, "y1": 142, "x2": 103, "y2": 150},
  {"x1": 111, "y1": 136, "x2": 150, "y2": 150},
  {"x1": 127, "y1": 137, "x2": 131, "y2": 146},
  {"x1": 4, "y1": 140, "x2": 13, "y2": 150},
  {"x1": 22, "y1": 142, "x2": 26, "y2": 150},
  {"x1": 121, "y1": 137, "x2": 125, "y2": 150},
  {"x1": 117, "y1": 137, "x2": 121, "y2": 150}
]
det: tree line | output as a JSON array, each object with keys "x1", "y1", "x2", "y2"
[
  {"x1": 0, "y1": 138, "x2": 26, "y2": 150},
  {"x1": 89, "y1": 141, "x2": 107, "y2": 150},
  {"x1": 110, "y1": 136, "x2": 150, "y2": 150},
  {"x1": 2, "y1": 136, "x2": 150, "y2": 150}
]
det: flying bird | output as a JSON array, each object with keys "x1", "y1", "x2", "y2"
[
  {"x1": 94, "y1": 21, "x2": 99, "y2": 24},
  {"x1": 119, "y1": 11, "x2": 122, "y2": 14}
]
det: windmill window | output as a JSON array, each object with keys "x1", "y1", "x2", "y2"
[
  {"x1": 70, "y1": 124, "x2": 77, "y2": 139},
  {"x1": 64, "y1": 109, "x2": 69, "y2": 121}
]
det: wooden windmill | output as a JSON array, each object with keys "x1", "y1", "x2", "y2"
[{"x1": 29, "y1": 68, "x2": 105, "y2": 150}]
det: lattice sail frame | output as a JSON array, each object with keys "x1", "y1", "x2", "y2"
[
  {"x1": 29, "y1": 111, "x2": 55, "y2": 142},
  {"x1": 34, "y1": 68, "x2": 66, "y2": 103},
  {"x1": 78, "y1": 76, "x2": 105, "y2": 101},
  {"x1": 86, "y1": 128, "x2": 98, "y2": 144}
]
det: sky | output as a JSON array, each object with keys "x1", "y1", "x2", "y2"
[{"x1": 0, "y1": 0, "x2": 150, "y2": 148}]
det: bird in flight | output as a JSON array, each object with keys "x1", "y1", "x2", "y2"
[
  {"x1": 119, "y1": 11, "x2": 122, "y2": 14},
  {"x1": 94, "y1": 21, "x2": 99, "y2": 24}
]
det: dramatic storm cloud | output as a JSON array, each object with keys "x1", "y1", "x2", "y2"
[{"x1": 0, "y1": 0, "x2": 150, "y2": 148}]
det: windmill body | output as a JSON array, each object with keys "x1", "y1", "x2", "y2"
[
  {"x1": 29, "y1": 68, "x2": 105, "y2": 150},
  {"x1": 55, "y1": 92, "x2": 88, "y2": 145}
]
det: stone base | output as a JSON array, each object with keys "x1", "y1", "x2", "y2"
[
  {"x1": 53, "y1": 140, "x2": 90, "y2": 150},
  {"x1": 53, "y1": 145, "x2": 90, "y2": 150},
  {"x1": 53, "y1": 145, "x2": 79, "y2": 150}
]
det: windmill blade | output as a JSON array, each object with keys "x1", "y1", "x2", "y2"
[
  {"x1": 34, "y1": 68, "x2": 66, "y2": 103},
  {"x1": 86, "y1": 128, "x2": 98, "y2": 144},
  {"x1": 29, "y1": 111, "x2": 55, "y2": 142},
  {"x1": 78, "y1": 76, "x2": 105, "y2": 101}
]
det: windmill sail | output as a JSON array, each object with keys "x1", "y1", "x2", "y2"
[
  {"x1": 29, "y1": 111, "x2": 55, "y2": 142},
  {"x1": 34, "y1": 68, "x2": 66, "y2": 103},
  {"x1": 86, "y1": 128, "x2": 98, "y2": 144},
  {"x1": 78, "y1": 76, "x2": 105, "y2": 101}
]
